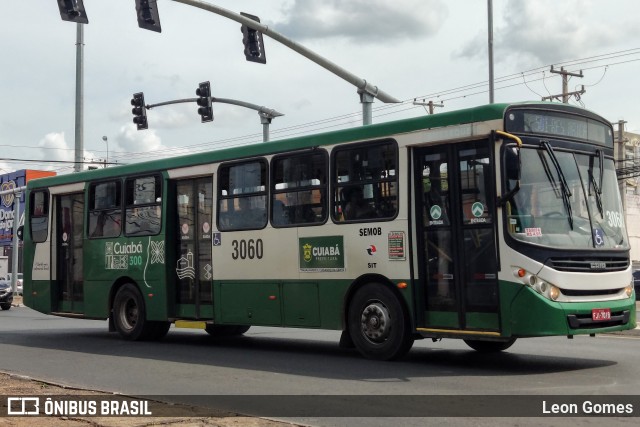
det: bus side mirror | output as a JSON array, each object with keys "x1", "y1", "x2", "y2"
[
  {"x1": 505, "y1": 146, "x2": 521, "y2": 182},
  {"x1": 16, "y1": 226, "x2": 23, "y2": 241},
  {"x1": 498, "y1": 145, "x2": 521, "y2": 206}
]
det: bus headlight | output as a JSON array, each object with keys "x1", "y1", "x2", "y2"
[
  {"x1": 514, "y1": 267, "x2": 561, "y2": 301},
  {"x1": 625, "y1": 285, "x2": 633, "y2": 298}
]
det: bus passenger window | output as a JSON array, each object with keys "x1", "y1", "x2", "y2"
[
  {"x1": 88, "y1": 181, "x2": 121, "y2": 238},
  {"x1": 30, "y1": 190, "x2": 50, "y2": 243},
  {"x1": 271, "y1": 150, "x2": 327, "y2": 227},
  {"x1": 342, "y1": 186, "x2": 376, "y2": 220},
  {"x1": 124, "y1": 176, "x2": 162, "y2": 236},
  {"x1": 332, "y1": 140, "x2": 398, "y2": 222},
  {"x1": 217, "y1": 160, "x2": 268, "y2": 231}
]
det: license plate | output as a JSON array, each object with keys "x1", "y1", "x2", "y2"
[{"x1": 592, "y1": 308, "x2": 611, "y2": 321}]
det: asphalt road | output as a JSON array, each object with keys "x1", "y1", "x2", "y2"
[{"x1": 1, "y1": 305, "x2": 639, "y2": 426}]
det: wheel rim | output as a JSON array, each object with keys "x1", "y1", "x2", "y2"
[
  {"x1": 360, "y1": 302, "x2": 391, "y2": 343},
  {"x1": 118, "y1": 297, "x2": 138, "y2": 332}
]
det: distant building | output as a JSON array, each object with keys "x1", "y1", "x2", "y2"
[
  {"x1": 0, "y1": 170, "x2": 56, "y2": 272},
  {"x1": 618, "y1": 130, "x2": 640, "y2": 269}
]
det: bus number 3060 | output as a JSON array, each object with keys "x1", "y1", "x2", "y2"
[{"x1": 231, "y1": 239, "x2": 264, "y2": 260}]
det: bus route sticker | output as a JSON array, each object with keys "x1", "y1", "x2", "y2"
[
  {"x1": 388, "y1": 231, "x2": 406, "y2": 260},
  {"x1": 299, "y1": 236, "x2": 345, "y2": 272},
  {"x1": 525, "y1": 227, "x2": 542, "y2": 237}
]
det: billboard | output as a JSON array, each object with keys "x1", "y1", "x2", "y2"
[{"x1": 0, "y1": 170, "x2": 56, "y2": 245}]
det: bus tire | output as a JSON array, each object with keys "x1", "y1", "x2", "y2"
[
  {"x1": 464, "y1": 338, "x2": 516, "y2": 353},
  {"x1": 146, "y1": 321, "x2": 171, "y2": 340},
  {"x1": 347, "y1": 283, "x2": 414, "y2": 360},
  {"x1": 205, "y1": 325, "x2": 251, "y2": 337},
  {"x1": 112, "y1": 283, "x2": 152, "y2": 341}
]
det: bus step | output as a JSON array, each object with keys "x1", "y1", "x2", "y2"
[{"x1": 174, "y1": 320, "x2": 207, "y2": 330}]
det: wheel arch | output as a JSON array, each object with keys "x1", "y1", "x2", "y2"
[
  {"x1": 107, "y1": 276, "x2": 140, "y2": 332},
  {"x1": 108, "y1": 276, "x2": 141, "y2": 313}
]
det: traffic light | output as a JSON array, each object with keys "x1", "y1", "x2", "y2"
[
  {"x1": 240, "y1": 12, "x2": 266, "y2": 64},
  {"x1": 131, "y1": 92, "x2": 148, "y2": 130},
  {"x1": 196, "y1": 82, "x2": 213, "y2": 123},
  {"x1": 56, "y1": 0, "x2": 89, "y2": 24},
  {"x1": 134, "y1": 0, "x2": 162, "y2": 33}
]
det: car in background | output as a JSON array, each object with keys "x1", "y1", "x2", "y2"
[
  {"x1": 634, "y1": 270, "x2": 640, "y2": 296},
  {"x1": 13, "y1": 273, "x2": 23, "y2": 295},
  {"x1": 0, "y1": 281, "x2": 13, "y2": 310},
  {"x1": 0, "y1": 273, "x2": 23, "y2": 295}
]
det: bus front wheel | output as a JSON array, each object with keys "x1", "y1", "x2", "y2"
[
  {"x1": 112, "y1": 283, "x2": 168, "y2": 341},
  {"x1": 347, "y1": 283, "x2": 414, "y2": 360}
]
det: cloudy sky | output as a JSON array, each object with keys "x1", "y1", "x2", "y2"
[{"x1": 1, "y1": 0, "x2": 639, "y2": 175}]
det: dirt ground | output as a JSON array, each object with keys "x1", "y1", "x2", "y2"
[
  {"x1": 1, "y1": 296, "x2": 299, "y2": 427},
  {"x1": 0, "y1": 372, "x2": 299, "y2": 427}
]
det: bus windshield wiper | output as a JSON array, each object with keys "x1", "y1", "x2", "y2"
[
  {"x1": 540, "y1": 141, "x2": 573, "y2": 229},
  {"x1": 588, "y1": 149, "x2": 604, "y2": 218}
]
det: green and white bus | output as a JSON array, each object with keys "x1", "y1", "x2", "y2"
[{"x1": 22, "y1": 102, "x2": 636, "y2": 360}]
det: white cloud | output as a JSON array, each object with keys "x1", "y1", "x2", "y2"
[
  {"x1": 456, "y1": 0, "x2": 640, "y2": 69},
  {"x1": 116, "y1": 123, "x2": 165, "y2": 154},
  {"x1": 275, "y1": 0, "x2": 448, "y2": 42},
  {"x1": 38, "y1": 132, "x2": 73, "y2": 163}
]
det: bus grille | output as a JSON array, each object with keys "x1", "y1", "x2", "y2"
[
  {"x1": 561, "y1": 288, "x2": 622, "y2": 297},
  {"x1": 548, "y1": 257, "x2": 629, "y2": 272}
]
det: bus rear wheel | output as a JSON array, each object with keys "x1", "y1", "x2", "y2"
[
  {"x1": 347, "y1": 283, "x2": 413, "y2": 360},
  {"x1": 112, "y1": 283, "x2": 168, "y2": 341},
  {"x1": 464, "y1": 338, "x2": 516, "y2": 353}
]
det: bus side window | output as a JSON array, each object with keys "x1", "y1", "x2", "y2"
[
  {"x1": 30, "y1": 190, "x2": 50, "y2": 243},
  {"x1": 217, "y1": 159, "x2": 268, "y2": 231},
  {"x1": 124, "y1": 176, "x2": 162, "y2": 236},
  {"x1": 332, "y1": 140, "x2": 398, "y2": 222},
  {"x1": 88, "y1": 181, "x2": 121, "y2": 238},
  {"x1": 271, "y1": 150, "x2": 328, "y2": 227}
]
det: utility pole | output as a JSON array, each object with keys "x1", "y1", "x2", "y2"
[
  {"x1": 413, "y1": 99, "x2": 444, "y2": 115},
  {"x1": 616, "y1": 120, "x2": 628, "y2": 212},
  {"x1": 487, "y1": 0, "x2": 495, "y2": 104},
  {"x1": 542, "y1": 66, "x2": 585, "y2": 103},
  {"x1": 73, "y1": 23, "x2": 85, "y2": 172}
]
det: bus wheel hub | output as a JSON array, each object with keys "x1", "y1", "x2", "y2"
[{"x1": 360, "y1": 303, "x2": 390, "y2": 342}]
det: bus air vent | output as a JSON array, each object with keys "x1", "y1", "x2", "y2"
[{"x1": 548, "y1": 257, "x2": 629, "y2": 273}]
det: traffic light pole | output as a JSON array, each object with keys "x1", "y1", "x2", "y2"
[
  {"x1": 146, "y1": 97, "x2": 283, "y2": 142},
  {"x1": 171, "y1": 0, "x2": 400, "y2": 125}
]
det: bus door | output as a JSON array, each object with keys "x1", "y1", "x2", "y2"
[
  {"x1": 173, "y1": 177, "x2": 213, "y2": 319},
  {"x1": 55, "y1": 193, "x2": 84, "y2": 313},
  {"x1": 414, "y1": 141, "x2": 500, "y2": 333}
]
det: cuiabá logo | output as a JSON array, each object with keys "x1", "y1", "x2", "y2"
[{"x1": 303, "y1": 243, "x2": 312, "y2": 262}]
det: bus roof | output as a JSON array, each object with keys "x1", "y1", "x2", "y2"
[{"x1": 25, "y1": 101, "x2": 597, "y2": 190}]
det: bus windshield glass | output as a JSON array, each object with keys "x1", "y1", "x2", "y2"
[{"x1": 506, "y1": 147, "x2": 629, "y2": 250}]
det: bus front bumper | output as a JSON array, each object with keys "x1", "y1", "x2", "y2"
[{"x1": 507, "y1": 286, "x2": 637, "y2": 337}]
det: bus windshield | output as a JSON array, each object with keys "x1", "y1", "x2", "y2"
[{"x1": 506, "y1": 146, "x2": 629, "y2": 250}]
